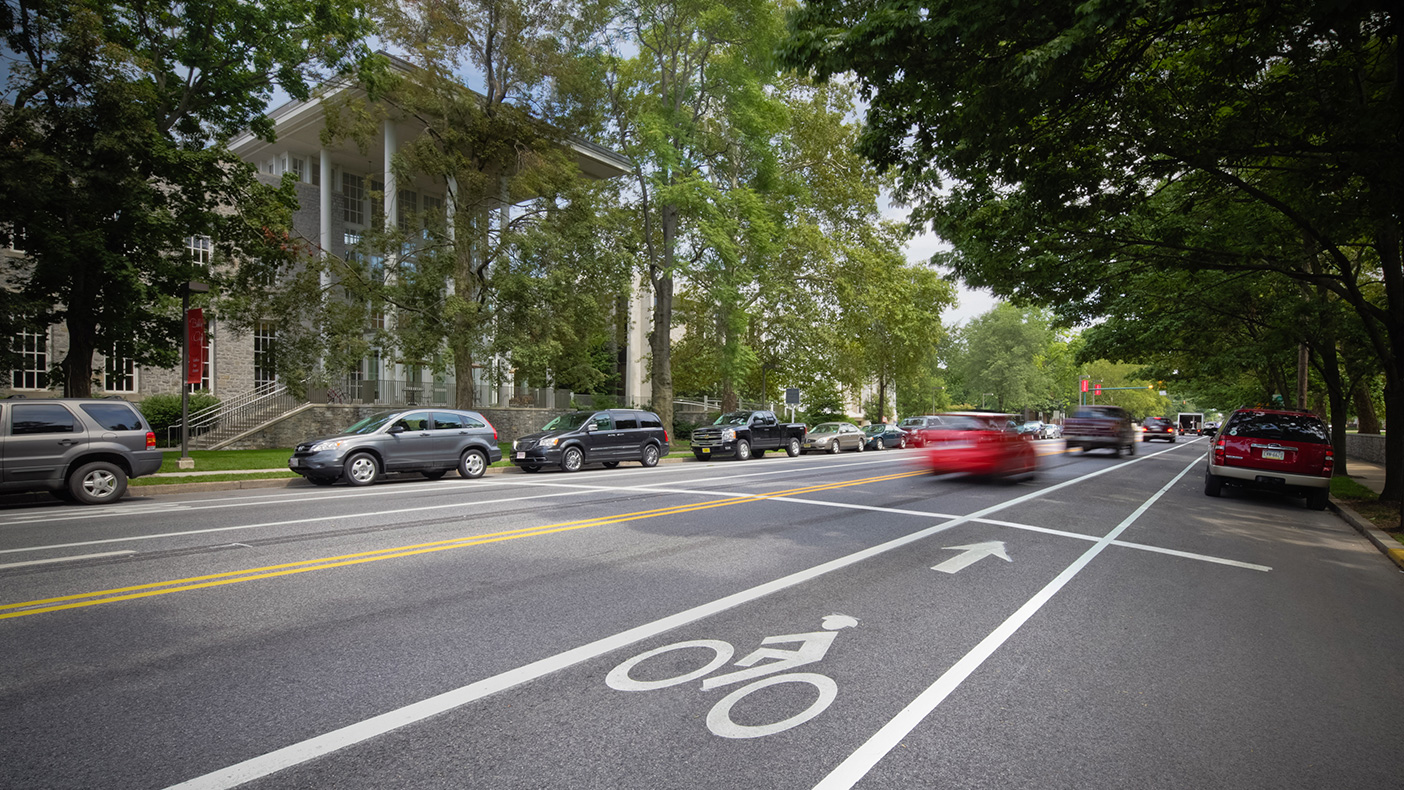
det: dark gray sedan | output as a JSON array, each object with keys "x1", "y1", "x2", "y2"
[
  {"x1": 862, "y1": 422, "x2": 907, "y2": 450},
  {"x1": 288, "y1": 409, "x2": 502, "y2": 486}
]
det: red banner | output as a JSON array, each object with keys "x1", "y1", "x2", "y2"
[{"x1": 186, "y1": 308, "x2": 206, "y2": 385}]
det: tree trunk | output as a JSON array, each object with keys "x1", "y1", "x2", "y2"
[
  {"x1": 61, "y1": 315, "x2": 96, "y2": 398},
  {"x1": 454, "y1": 344, "x2": 477, "y2": 410},
  {"x1": 649, "y1": 203, "x2": 677, "y2": 432},
  {"x1": 1354, "y1": 381, "x2": 1381, "y2": 433},
  {"x1": 1316, "y1": 342, "x2": 1349, "y2": 477}
]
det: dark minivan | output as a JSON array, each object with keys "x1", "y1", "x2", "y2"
[
  {"x1": 0, "y1": 398, "x2": 162, "y2": 504},
  {"x1": 511, "y1": 409, "x2": 669, "y2": 472}
]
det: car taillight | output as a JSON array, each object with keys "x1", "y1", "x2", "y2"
[
  {"x1": 146, "y1": 431, "x2": 156, "y2": 449},
  {"x1": 1213, "y1": 439, "x2": 1226, "y2": 466},
  {"x1": 1322, "y1": 447, "x2": 1334, "y2": 477},
  {"x1": 485, "y1": 420, "x2": 498, "y2": 442},
  {"x1": 664, "y1": 429, "x2": 670, "y2": 443},
  {"x1": 1141, "y1": 426, "x2": 1148, "y2": 432}
]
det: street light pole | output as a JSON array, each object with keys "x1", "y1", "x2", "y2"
[{"x1": 180, "y1": 280, "x2": 210, "y2": 468}]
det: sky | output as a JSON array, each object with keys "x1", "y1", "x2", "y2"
[{"x1": 878, "y1": 199, "x2": 1001, "y2": 329}]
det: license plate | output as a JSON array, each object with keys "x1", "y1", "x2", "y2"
[
  {"x1": 701, "y1": 448, "x2": 711, "y2": 453},
  {"x1": 1262, "y1": 449, "x2": 1285, "y2": 460},
  {"x1": 516, "y1": 452, "x2": 525, "y2": 459},
  {"x1": 289, "y1": 458, "x2": 300, "y2": 468},
  {"x1": 942, "y1": 442, "x2": 975, "y2": 450}
]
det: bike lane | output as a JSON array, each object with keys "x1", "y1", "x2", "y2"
[{"x1": 160, "y1": 448, "x2": 1232, "y2": 789}]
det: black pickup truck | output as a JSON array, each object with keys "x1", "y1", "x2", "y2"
[{"x1": 690, "y1": 410, "x2": 808, "y2": 461}]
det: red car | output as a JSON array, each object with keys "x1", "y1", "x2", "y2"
[
  {"x1": 925, "y1": 412, "x2": 1037, "y2": 480},
  {"x1": 1204, "y1": 408, "x2": 1333, "y2": 509}
]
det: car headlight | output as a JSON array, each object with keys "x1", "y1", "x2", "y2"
[
  {"x1": 310, "y1": 440, "x2": 344, "y2": 453},
  {"x1": 722, "y1": 428, "x2": 736, "y2": 441},
  {"x1": 539, "y1": 437, "x2": 559, "y2": 447}
]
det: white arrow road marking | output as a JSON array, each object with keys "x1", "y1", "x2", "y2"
[{"x1": 931, "y1": 541, "x2": 1011, "y2": 574}]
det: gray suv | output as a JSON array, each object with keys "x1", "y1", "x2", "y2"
[
  {"x1": 1, "y1": 398, "x2": 163, "y2": 504},
  {"x1": 288, "y1": 409, "x2": 502, "y2": 486}
]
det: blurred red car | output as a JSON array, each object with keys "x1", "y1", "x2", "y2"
[{"x1": 925, "y1": 412, "x2": 1037, "y2": 480}]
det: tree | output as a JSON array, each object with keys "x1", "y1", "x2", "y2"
[
  {"x1": 0, "y1": 0, "x2": 374, "y2": 396},
  {"x1": 949, "y1": 304, "x2": 1053, "y2": 413},
  {"x1": 781, "y1": 1, "x2": 1404, "y2": 498}
]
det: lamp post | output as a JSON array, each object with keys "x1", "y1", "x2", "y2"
[{"x1": 180, "y1": 280, "x2": 210, "y2": 468}]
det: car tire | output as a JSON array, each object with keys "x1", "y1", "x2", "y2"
[
  {"x1": 736, "y1": 439, "x2": 751, "y2": 461},
  {"x1": 875, "y1": 439, "x2": 884, "y2": 451},
  {"x1": 521, "y1": 465, "x2": 541, "y2": 473},
  {"x1": 1204, "y1": 472, "x2": 1223, "y2": 497},
  {"x1": 856, "y1": 440, "x2": 865, "y2": 452},
  {"x1": 899, "y1": 437, "x2": 907, "y2": 449},
  {"x1": 422, "y1": 469, "x2": 448, "y2": 480},
  {"x1": 1127, "y1": 441, "x2": 1135, "y2": 456},
  {"x1": 307, "y1": 475, "x2": 338, "y2": 486},
  {"x1": 828, "y1": 441, "x2": 840, "y2": 455},
  {"x1": 786, "y1": 438, "x2": 801, "y2": 457},
  {"x1": 641, "y1": 444, "x2": 660, "y2": 467},
  {"x1": 561, "y1": 446, "x2": 584, "y2": 473},
  {"x1": 68, "y1": 461, "x2": 127, "y2": 505},
  {"x1": 603, "y1": 461, "x2": 621, "y2": 468},
  {"x1": 344, "y1": 452, "x2": 379, "y2": 486},
  {"x1": 458, "y1": 449, "x2": 487, "y2": 479},
  {"x1": 1306, "y1": 488, "x2": 1329, "y2": 511}
]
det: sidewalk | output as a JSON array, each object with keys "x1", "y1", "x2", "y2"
[{"x1": 1342, "y1": 457, "x2": 1386, "y2": 496}]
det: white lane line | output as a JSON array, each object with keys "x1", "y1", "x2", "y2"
[
  {"x1": 161, "y1": 441, "x2": 1198, "y2": 790},
  {"x1": 0, "y1": 551, "x2": 137, "y2": 570},
  {"x1": 812, "y1": 455, "x2": 1203, "y2": 790}
]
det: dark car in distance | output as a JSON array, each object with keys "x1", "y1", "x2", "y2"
[
  {"x1": 898, "y1": 415, "x2": 945, "y2": 447},
  {"x1": 288, "y1": 408, "x2": 502, "y2": 486},
  {"x1": 0, "y1": 398, "x2": 162, "y2": 504},
  {"x1": 512, "y1": 409, "x2": 669, "y2": 472},
  {"x1": 1063, "y1": 405, "x2": 1138, "y2": 456},
  {"x1": 1141, "y1": 417, "x2": 1177, "y2": 443},
  {"x1": 1204, "y1": 408, "x2": 1332, "y2": 509},
  {"x1": 862, "y1": 422, "x2": 907, "y2": 450}
]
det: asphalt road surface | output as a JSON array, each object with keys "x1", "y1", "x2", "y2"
[{"x1": 3, "y1": 438, "x2": 1403, "y2": 789}]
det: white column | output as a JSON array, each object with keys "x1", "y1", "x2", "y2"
[
  {"x1": 444, "y1": 174, "x2": 457, "y2": 297},
  {"x1": 624, "y1": 272, "x2": 651, "y2": 407},
  {"x1": 319, "y1": 149, "x2": 332, "y2": 289},
  {"x1": 383, "y1": 120, "x2": 397, "y2": 232}
]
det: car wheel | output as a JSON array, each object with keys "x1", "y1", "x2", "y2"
[
  {"x1": 641, "y1": 444, "x2": 660, "y2": 467},
  {"x1": 344, "y1": 452, "x2": 379, "y2": 486},
  {"x1": 521, "y1": 465, "x2": 541, "y2": 473},
  {"x1": 1306, "y1": 488, "x2": 1329, "y2": 511},
  {"x1": 875, "y1": 438, "x2": 884, "y2": 451},
  {"x1": 856, "y1": 439, "x2": 865, "y2": 452},
  {"x1": 307, "y1": 475, "x2": 338, "y2": 486},
  {"x1": 899, "y1": 437, "x2": 907, "y2": 449},
  {"x1": 1127, "y1": 441, "x2": 1135, "y2": 456},
  {"x1": 422, "y1": 469, "x2": 448, "y2": 480},
  {"x1": 736, "y1": 439, "x2": 751, "y2": 461},
  {"x1": 561, "y1": 446, "x2": 584, "y2": 473},
  {"x1": 1204, "y1": 472, "x2": 1223, "y2": 497},
  {"x1": 458, "y1": 449, "x2": 487, "y2": 479},
  {"x1": 68, "y1": 461, "x2": 127, "y2": 505},
  {"x1": 602, "y1": 461, "x2": 621, "y2": 468},
  {"x1": 828, "y1": 441, "x2": 840, "y2": 454},
  {"x1": 786, "y1": 438, "x2": 801, "y2": 457}
]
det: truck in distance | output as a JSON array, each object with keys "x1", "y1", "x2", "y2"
[
  {"x1": 690, "y1": 410, "x2": 808, "y2": 461},
  {"x1": 1177, "y1": 412, "x2": 1203, "y2": 435}
]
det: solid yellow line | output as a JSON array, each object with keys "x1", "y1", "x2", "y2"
[{"x1": 0, "y1": 468, "x2": 931, "y2": 620}]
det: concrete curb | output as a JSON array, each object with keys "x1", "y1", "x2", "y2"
[
  {"x1": 1330, "y1": 496, "x2": 1404, "y2": 572},
  {"x1": 130, "y1": 455, "x2": 697, "y2": 497}
]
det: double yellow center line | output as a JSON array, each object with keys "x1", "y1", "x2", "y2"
[{"x1": 1, "y1": 468, "x2": 930, "y2": 620}]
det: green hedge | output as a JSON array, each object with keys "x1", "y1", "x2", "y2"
[{"x1": 140, "y1": 391, "x2": 221, "y2": 436}]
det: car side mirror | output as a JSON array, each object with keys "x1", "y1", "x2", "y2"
[
  {"x1": 388, "y1": 424, "x2": 405, "y2": 434},
  {"x1": 585, "y1": 423, "x2": 597, "y2": 432}
]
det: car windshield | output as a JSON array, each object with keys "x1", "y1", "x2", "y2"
[
  {"x1": 900, "y1": 418, "x2": 924, "y2": 427},
  {"x1": 863, "y1": 424, "x2": 884, "y2": 434},
  {"x1": 713, "y1": 411, "x2": 753, "y2": 426},
  {"x1": 542, "y1": 412, "x2": 593, "y2": 431},
  {"x1": 933, "y1": 416, "x2": 987, "y2": 431},
  {"x1": 811, "y1": 423, "x2": 839, "y2": 434},
  {"x1": 1225, "y1": 412, "x2": 1328, "y2": 443},
  {"x1": 1072, "y1": 407, "x2": 1117, "y2": 419},
  {"x1": 342, "y1": 412, "x2": 400, "y2": 435}
]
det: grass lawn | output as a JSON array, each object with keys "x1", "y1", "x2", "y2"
[
  {"x1": 1331, "y1": 475, "x2": 1402, "y2": 543},
  {"x1": 146, "y1": 441, "x2": 696, "y2": 484}
]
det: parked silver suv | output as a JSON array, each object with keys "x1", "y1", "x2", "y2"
[
  {"x1": 1, "y1": 398, "x2": 162, "y2": 504},
  {"x1": 288, "y1": 409, "x2": 502, "y2": 486}
]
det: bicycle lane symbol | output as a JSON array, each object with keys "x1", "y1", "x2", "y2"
[{"x1": 605, "y1": 614, "x2": 859, "y2": 739}]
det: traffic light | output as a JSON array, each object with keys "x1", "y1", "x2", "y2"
[
  {"x1": 1095, "y1": 384, "x2": 1102, "y2": 396},
  {"x1": 1081, "y1": 379, "x2": 1089, "y2": 393}
]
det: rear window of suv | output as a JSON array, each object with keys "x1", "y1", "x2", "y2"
[
  {"x1": 80, "y1": 402, "x2": 146, "y2": 431},
  {"x1": 1223, "y1": 412, "x2": 1328, "y2": 443}
]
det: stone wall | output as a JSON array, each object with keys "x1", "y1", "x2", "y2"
[
  {"x1": 1346, "y1": 433, "x2": 1385, "y2": 464},
  {"x1": 223, "y1": 404, "x2": 573, "y2": 449}
]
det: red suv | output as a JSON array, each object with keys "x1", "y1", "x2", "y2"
[
  {"x1": 1141, "y1": 417, "x2": 1176, "y2": 443},
  {"x1": 1204, "y1": 408, "x2": 1333, "y2": 509}
]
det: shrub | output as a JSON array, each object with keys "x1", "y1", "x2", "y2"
[{"x1": 140, "y1": 391, "x2": 221, "y2": 436}]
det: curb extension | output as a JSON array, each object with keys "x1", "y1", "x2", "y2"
[
  {"x1": 1330, "y1": 496, "x2": 1404, "y2": 572},
  {"x1": 131, "y1": 455, "x2": 695, "y2": 497}
]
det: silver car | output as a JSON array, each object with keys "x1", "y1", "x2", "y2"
[
  {"x1": 0, "y1": 398, "x2": 162, "y2": 504},
  {"x1": 802, "y1": 422, "x2": 866, "y2": 454},
  {"x1": 288, "y1": 409, "x2": 503, "y2": 486}
]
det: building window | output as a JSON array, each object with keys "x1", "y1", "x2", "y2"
[
  {"x1": 187, "y1": 235, "x2": 212, "y2": 266},
  {"x1": 104, "y1": 346, "x2": 137, "y2": 393},
  {"x1": 342, "y1": 173, "x2": 365, "y2": 225},
  {"x1": 254, "y1": 322, "x2": 277, "y2": 387},
  {"x1": 2, "y1": 223, "x2": 25, "y2": 252},
  {"x1": 398, "y1": 190, "x2": 418, "y2": 231},
  {"x1": 290, "y1": 156, "x2": 307, "y2": 182},
  {"x1": 11, "y1": 327, "x2": 48, "y2": 390}
]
